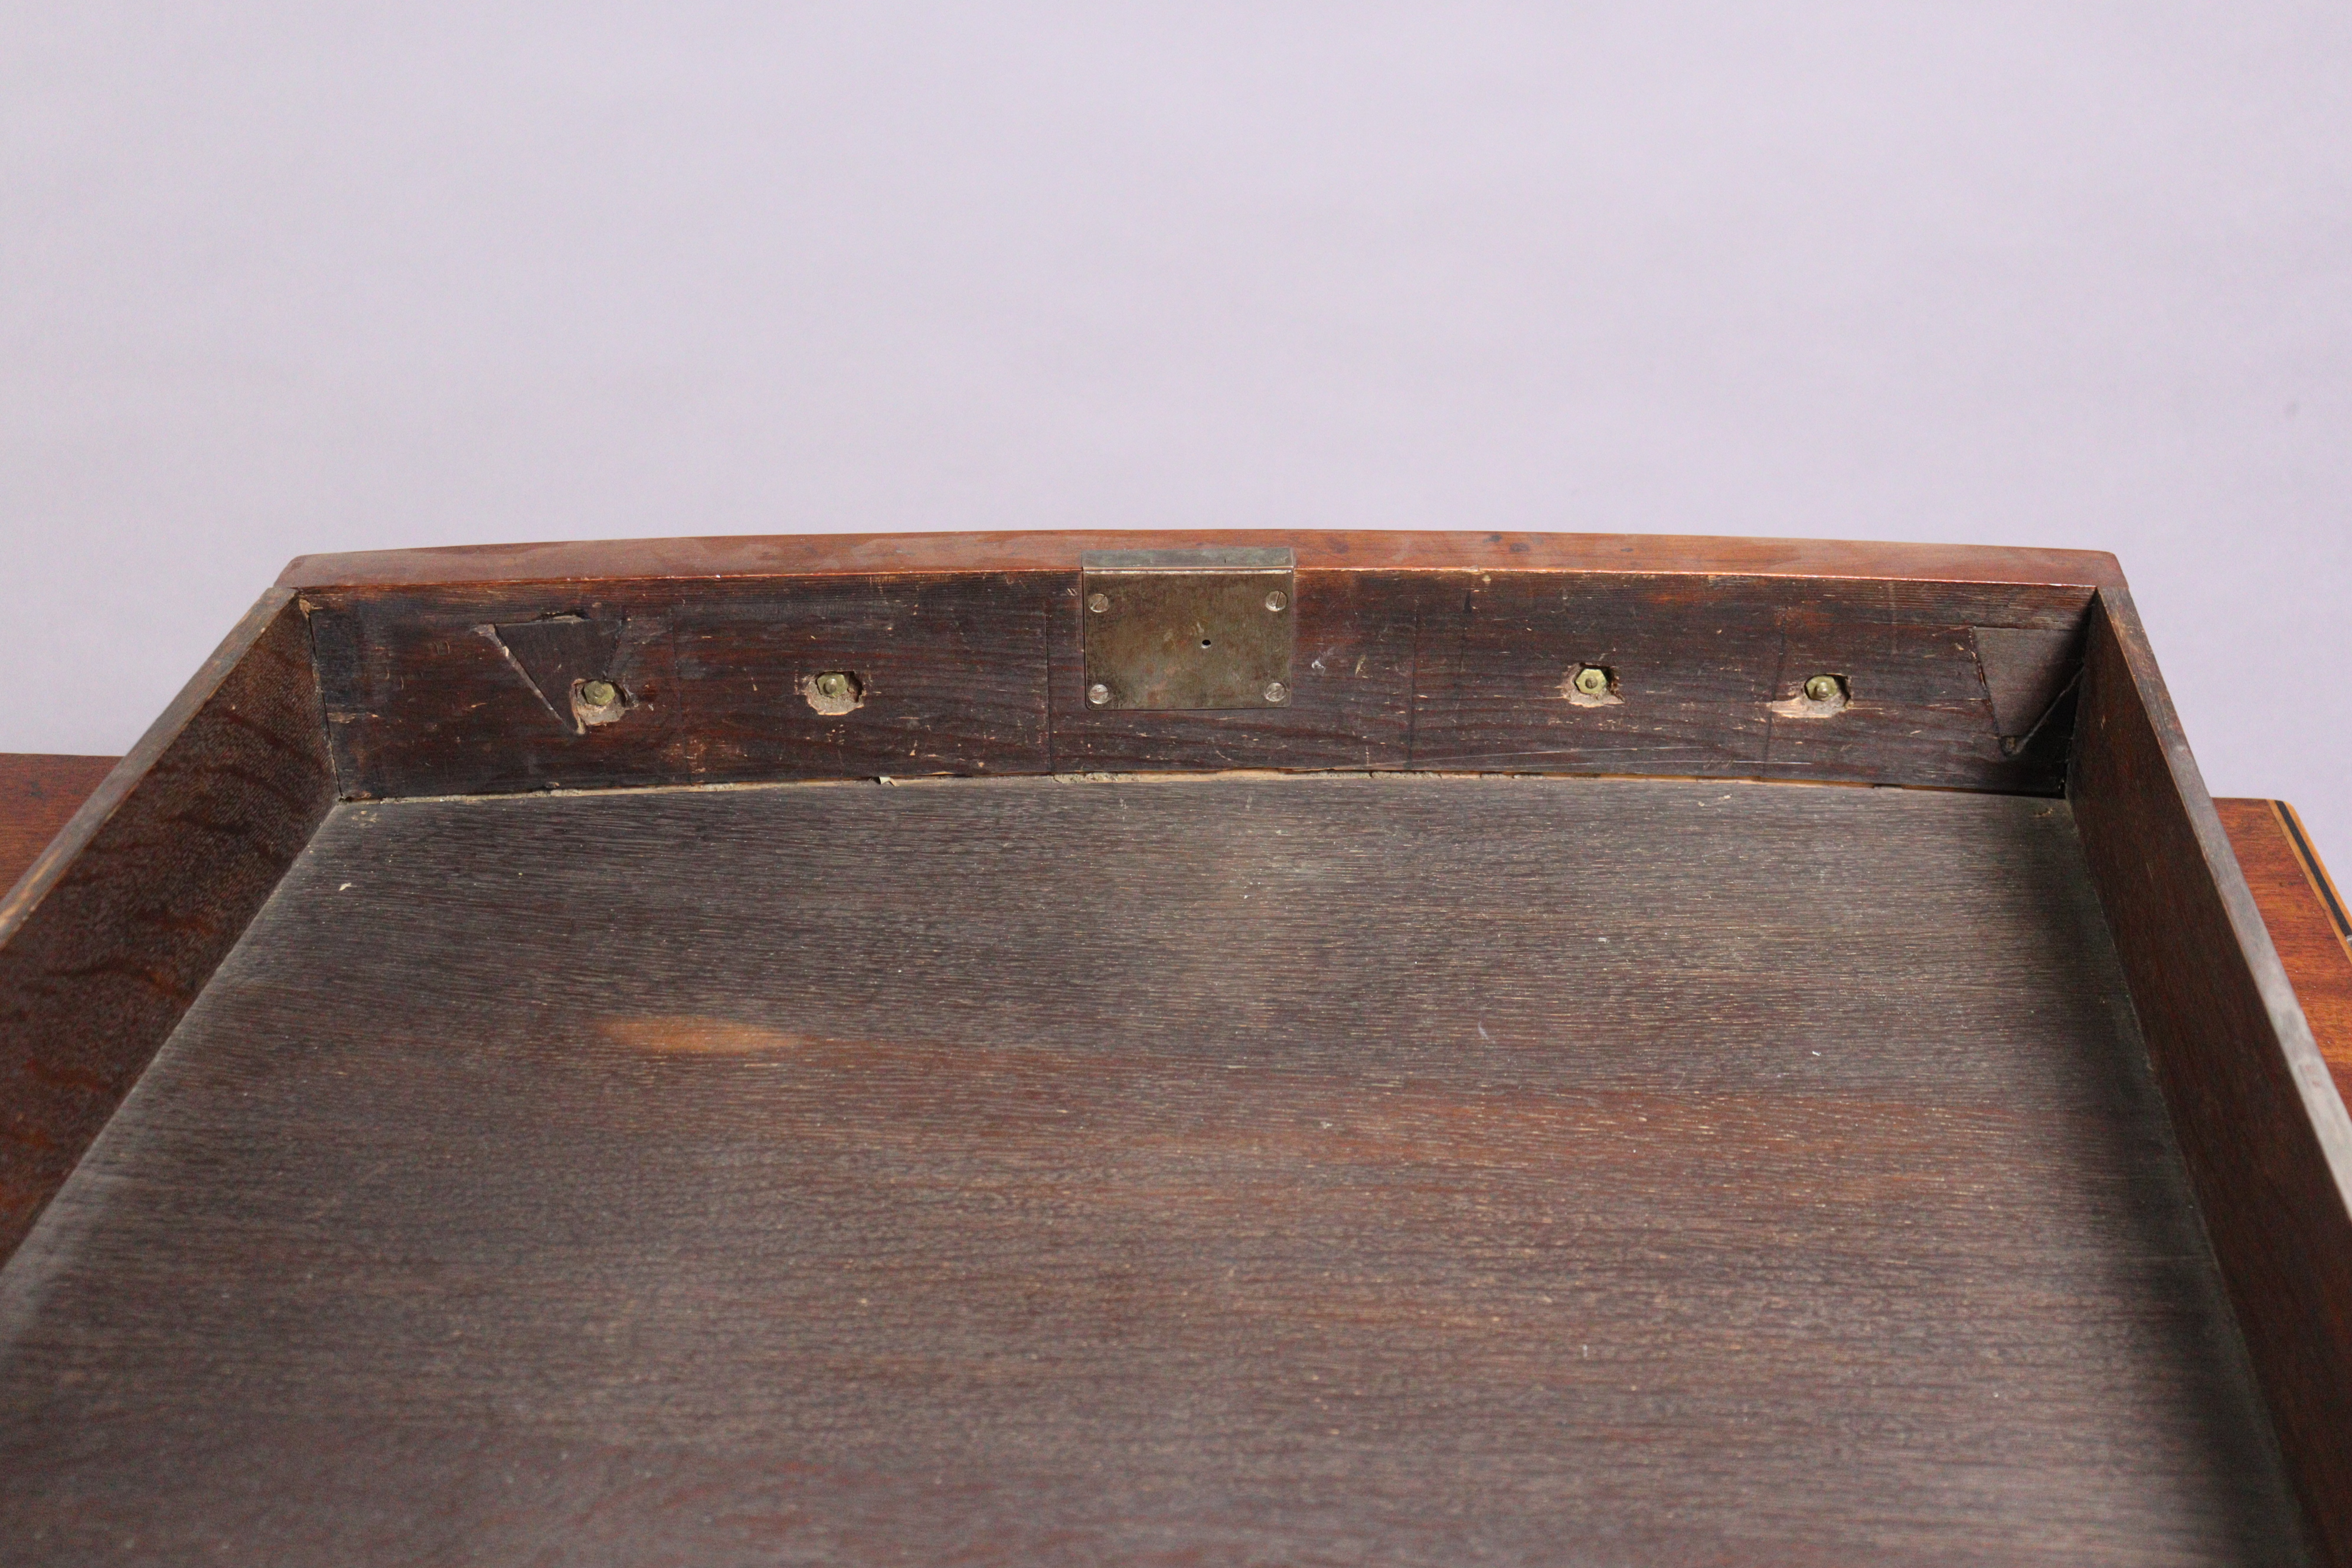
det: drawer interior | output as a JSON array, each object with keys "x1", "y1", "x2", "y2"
[{"x1": 0, "y1": 772, "x2": 2302, "y2": 1564}]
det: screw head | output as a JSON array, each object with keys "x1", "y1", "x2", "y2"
[
  {"x1": 1265, "y1": 590, "x2": 1288, "y2": 612},
  {"x1": 815, "y1": 672, "x2": 851, "y2": 699},
  {"x1": 579, "y1": 678, "x2": 619, "y2": 708},
  {"x1": 1263, "y1": 681, "x2": 1288, "y2": 704},
  {"x1": 1087, "y1": 592, "x2": 1110, "y2": 614},
  {"x1": 1087, "y1": 682, "x2": 1112, "y2": 705},
  {"x1": 1573, "y1": 666, "x2": 1610, "y2": 697},
  {"x1": 1804, "y1": 674, "x2": 1841, "y2": 703}
]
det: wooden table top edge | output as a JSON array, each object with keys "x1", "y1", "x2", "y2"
[{"x1": 276, "y1": 528, "x2": 2127, "y2": 590}]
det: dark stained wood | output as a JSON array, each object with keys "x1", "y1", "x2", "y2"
[
  {"x1": 483, "y1": 610, "x2": 628, "y2": 733},
  {"x1": 0, "y1": 756, "x2": 117, "y2": 897},
  {"x1": 0, "y1": 775, "x2": 2302, "y2": 1565},
  {"x1": 0, "y1": 592, "x2": 337, "y2": 1264},
  {"x1": 13, "y1": 790, "x2": 2337, "y2": 1084},
  {"x1": 281, "y1": 527, "x2": 2126, "y2": 590},
  {"x1": 2072, "y1": 593, "x2": 2352, "y2": 1565},
  {"x1": 309, "y1": 574, "x2": 1055, "y2": 798},
  {"x1": 1, "y1": 532, "x2": 2338, "y2": 1559},
  {"x1": 305, "y1": 549, "x2": 2098, "y2": 798},
  {"x1": 1392, "y1": 572, "x2": 2079, "y2": 788},
  {"x1": 2220, "y1": 799, "x2": 2352, "y2": 1108},
  {"x1": 1972, "y1": 623, "x2": 2085, "y2": 739}
]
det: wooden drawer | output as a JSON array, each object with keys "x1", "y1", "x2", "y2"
[{"x1": 2, "y1": 533, "x2": 2346, "y2": 1565}]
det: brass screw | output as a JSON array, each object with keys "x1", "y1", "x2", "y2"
[
  {"x1": 815, "y1": 672, "x2": 852, "y2": 700},
  {"x1": 1087, "y1": 682, "x2": 1112, "y2": 705},
  {"x1": 579, "y1": 678, "x2": 619, "y2": 708},
  {"x1": 1087, "y1": 593, "x2": 1110, "y2": 614},
  {"x1": 1265, "y1": 590, "x2": 1288, "y2": 612},
  {"x1": 1264, "y1": 681, "x2": 1288, "y2": 704},
  {"x1": 1804, "y1": 674, "x2": 1841, "y2": 703},
  {"x1": 1573, "y1": 666, "x2": 1610, "y2": 697}
]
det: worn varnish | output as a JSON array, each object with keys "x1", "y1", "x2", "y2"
[
  {"x1": 0, "y1": 756, "x2": 116, "y2": 897},
  {"x1": 0, "y1": 774, "x2": 2301, "y2": 1566},
  {"x1": 0, "y1": 593, "x2": 336, "y2": 1262},
  {"x1": 308, "y1": 574, "x2": 1057, "y2": 797},
  {"x1": 281, "y1": 527, "x2": 2126, "y2": 590},
  {"x1": 2072, "y1": 596, "x2": 2352, "y2": 1564}
]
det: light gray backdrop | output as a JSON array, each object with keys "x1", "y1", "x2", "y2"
[{"x1": 5, "y1": 6, "x2": 2346, "y2": 847}]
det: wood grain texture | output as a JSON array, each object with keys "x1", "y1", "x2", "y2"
[
  {"x1": 2219, "y1": 800, "x2": 2352, "y2": 1109},
  {"x1": 0, "y1": 757, "x2": 117, "y2": 898},
  {"x1": 306, "y1": 553, "x2": 2095, "y2": 797},
  {"x1": 309, "y1": 574, "x2": 1055, "y2": 797},
  {"x1": 280, "y1": 527, "x2": 2125, "y2": 590},
  {"x1": 1393, "y1": 572, "x2": 2080, "y2": 787},
  {"x1": 2072, "y1": 593, "x2": 2352, "y2": 1565},
  {"x1": 0, "y1": 775, "x2": 2300, "y2": 1566},
  {"x1": 0, "y1": 592, "x2": 335, "y2": 1265},
  {"x1": 1972, "y1": 625, "x2": 2086, "y2": 739}
]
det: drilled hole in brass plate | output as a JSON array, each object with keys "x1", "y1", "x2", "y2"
[{"x1": 1080, "y1": 547, "x2": 1295, "y2": 710}]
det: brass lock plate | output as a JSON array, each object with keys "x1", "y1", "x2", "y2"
[{"x1": 1080, "y1": 547, "x2": 1296, "y2": 711}]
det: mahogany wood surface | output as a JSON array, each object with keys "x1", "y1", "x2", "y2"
[
  {"x1": 0, "y1": 757, "x2": 119, "y2": 900},
  {"x1": 2218, "y1": 799, "x2": 2352, "y2": 1109},
  {"x1": 0, "y1": 593, "x2": 337, "y2": 1263},
  {"x1": 0, "y1": 775, "x2": 2299, "y2": 1566},
  {"x1": 281, "y1": 528, "x2": 2125, "y2": 589},
  {"x1": 2071, "y1": 592, "x2": 2352, "y2": 1565}
]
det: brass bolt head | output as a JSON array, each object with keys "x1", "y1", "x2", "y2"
[
  {"x1": 1087, "y1": 682, "x2": 1112, "y2": 705},
  {"x1": 579, "y1": 679, "x2": 619, "y2": 708},
  {"x1": 1573, "y1": 666, "x2": 1610, "y2": 697},
  {"x1": 1263, "y1": 681, "x2": 1288, "y2": 704},
  {"x1": 1804, "y1": 674, "x2": 1841, "y2": 703},
  {"x1": 1265, "y1": 590, "x2": 1288, "y2": 612},
  {"x1": 815, "y1": 672, "x2": 851, "y2": 699},
  {"x1": 1087, "y1": 593, "x2": 1110, "y2": 614}
]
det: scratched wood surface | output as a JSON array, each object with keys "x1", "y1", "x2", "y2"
[
  {"x1": 0, "y1": 773, "x2": 2301, "y2": 1566},
  {"x1": 308, "y1": 569, "x2": 2090, "y2": 799}
]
